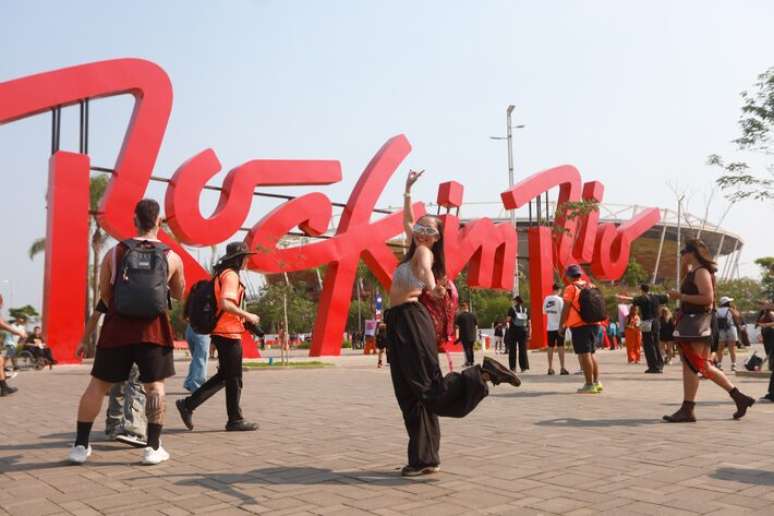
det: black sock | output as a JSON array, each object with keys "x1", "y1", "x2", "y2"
[
  {"x1": 147, "y1": 423, "x2": 162, "y2": 450},
  {"x1": 75, "y1": 421, "x2": 93, "y2": 448}
]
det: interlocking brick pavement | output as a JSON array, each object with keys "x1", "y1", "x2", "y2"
[{"x1": 2, "y1": 346, "x2": 774, "y2": 515}]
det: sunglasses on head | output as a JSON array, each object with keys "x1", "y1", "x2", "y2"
[{"x1": 413, "y1": 223, "x2": 439, "y2": 237}]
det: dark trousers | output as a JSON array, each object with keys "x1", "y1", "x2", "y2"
[
  {"x1": 184, "y1": 335, "x2": 244, "y2": 423},
  {"x1": 642, "y1": 319, "x2": 663, "y2": 371},
  {"x1": 386, "y1": 303, "x2": 489, "y2": 469},
  {"x1": 506, "y1": 328, "x2": 529, "y2": 371},
  {"x1": 461, "y1": 340, "x2": 475, "y2": 365}
]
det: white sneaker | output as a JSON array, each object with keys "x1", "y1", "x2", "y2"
[
  {"x1": 731, "y1": 363, "x2": 737, "y2": 372},
  {"x1": 142, "y1": 445, "x2": 170, "y2": 465},
  {"x1": 67, "y1": 444, "x2": 92, "y2": 464}
]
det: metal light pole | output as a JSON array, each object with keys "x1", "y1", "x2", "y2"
[
  {"x1": 675, "y1": 195, "x2": 685, "y2": 291},
  {"x1": 490, "y1": 105, "x2": 525, "y2": 296}
]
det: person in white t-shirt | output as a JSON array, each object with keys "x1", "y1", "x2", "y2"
[{"x1": 543, "y1": 283, "x2": 568, "y2": 375}]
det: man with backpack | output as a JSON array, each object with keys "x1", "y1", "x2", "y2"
[
  {"x1": 68, "y1": 199, "x2": 185, "y2": 465},
  {"x1": 559, "y1": 264, "x2": 605, "y2": 394}
]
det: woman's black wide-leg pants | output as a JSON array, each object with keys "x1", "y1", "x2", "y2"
[{"x1": 386, "y1": 302, "x2": 489, "y2": 469}]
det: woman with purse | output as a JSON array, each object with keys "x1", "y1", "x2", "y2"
[
  {"x1": 624, "y1": 305, "x2": 642, "y2": 364},
  {"x1": 663, "y1": 239, "x2": 755, "y2": 423}
]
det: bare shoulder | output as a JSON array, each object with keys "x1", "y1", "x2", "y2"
[{"x1": 167, "y1": 249, "x2": 184, "y2": 271}]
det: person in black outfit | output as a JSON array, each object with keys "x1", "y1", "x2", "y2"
[
  {"x1": 376, "y1": 321, "x2": 388, "y2": 367},
  {"x1": 388, "y1": 169, "x2": 520, "y2": 477},
  {"x1": 455, "y1": 302, "x2": 478, "y2": 366},
  {"x1": 505, "y1": 296, "x2": 530, "y2": 372},
  {"x1": 620, "y1": 284, "x2": 668, "y2": 373}
]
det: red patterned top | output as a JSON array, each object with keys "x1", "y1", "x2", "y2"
[{"x1": 419, "y1": 280, "x2": 459, "y2": 352}]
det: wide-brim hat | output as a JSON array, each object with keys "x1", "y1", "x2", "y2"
[
  {"x1": 218, "y1": 241, "x2": 257, "y2": 263},
  {"x1": 719, "y1": 296, "x2": 734, "y2": 306},
  {"x1": 565, "y1": 264, "x2": 583, "y2": 277}
]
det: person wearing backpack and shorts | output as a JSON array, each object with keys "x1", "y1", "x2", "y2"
[
  {"x1": 559, "y1": 264, "x2": 604, "y2": 394},
  {"x1": 176, "y1": 242, "x2": 260, "y2": 432},
  {"x1": 68, "y1": 199, "x2": 186, "y2": 465},
  {"x1": 715, "y1": 296, "x2": 738, "y2": 372}
]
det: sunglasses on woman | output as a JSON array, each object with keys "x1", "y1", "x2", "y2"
[{"x1": 413, "y1": 223, "x2": 440, "y2": 237}]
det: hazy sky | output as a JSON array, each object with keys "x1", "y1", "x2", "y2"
[{"x1": 1, "y1": 0, "x2": 772, "y2": 314}]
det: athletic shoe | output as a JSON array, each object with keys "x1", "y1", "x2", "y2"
[
  {"x1": 758, "y1": 394, "x2": 774, "y2": 403},
  {"x1": 594, "y1": 382, "x2": 604, "y2": 393},
  {"x1": 731, "y1": 364, "x2": 736, "y2": 372},
  {"x1": 142, "y1": 445, "x2": 170, "y2": 465},
  {"x1": 67, "y1": 444, "x2": 92, "y2": 464},
  {"x1": 547, "y1": 368, "x2": 555, "y2": 375},
  {"x1": 115, "y1": 433, "x2": 147, "y2": 448},
  {"x1": 576, "y1": 384, "x2": 599, "y2": 394},
  {"x1": 176, "y1": 398, "x2": 194, "y2": 430},
  {"x1": 401, "y1": 465, "x2": 440, "y2": 477},
  {"x1": 560, "y1": 368, "x2": 570, "y2": 375},
  {"x1": 226, "y1": 419, "x2": 259, "y2": 431},
  {"x1": 482, "y1": 357, "x2": 521, "y2": 387}
]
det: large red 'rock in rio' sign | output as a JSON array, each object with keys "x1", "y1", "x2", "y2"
[{"x1": 0, "y1": 59, "x2": 660, "y2": 363}]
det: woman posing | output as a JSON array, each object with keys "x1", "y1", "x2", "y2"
[
  {"x1": 663, "y1": 239, "x2": 755, "y2": 423},
  {"x1": 624, "y1": 305, "x2": 642, "y2": 364},
  {"x1": 386, "y1": 169, "x2": 520, "y2": 477}
]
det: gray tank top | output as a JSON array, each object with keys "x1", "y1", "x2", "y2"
[{"x1": 393, "y1": 261, "x2": 425, "y2": 291}]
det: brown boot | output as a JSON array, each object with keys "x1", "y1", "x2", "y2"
[
  {"x1": 663, "y1": 401, "x2": 696, "y2": 423},
  {"x1": 729, "y1": 388, "x2": 755, "y2": 420}
]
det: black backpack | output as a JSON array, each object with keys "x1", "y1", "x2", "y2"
[
  {"x1": 185, "y1": 276, "x2": 222, "y2": 335},
  {"x1": 113, "y1": 240, "x2": 170, "y2": 319},
  {"x1": 577, "y1": 283, "x2": 606, "y2": 324},
  {"x1": 717, "y1": 309, "x2": 730, "y2": 331}
]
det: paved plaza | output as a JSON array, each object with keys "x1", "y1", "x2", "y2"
[{"x1": 2, "y1": 346, "x2": 774, "y2": 516}]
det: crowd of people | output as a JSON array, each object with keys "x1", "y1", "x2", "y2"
[{"x1": 2, "y1": 178, "x2": 774, "y2": 479}]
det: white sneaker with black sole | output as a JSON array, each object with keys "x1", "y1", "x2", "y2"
[
  {"x1": 142, "y1": 445, "x2": 170, "y2": 465},
  {"x1": 67, "y1": 444, "x2": 92, "y2": 464}
]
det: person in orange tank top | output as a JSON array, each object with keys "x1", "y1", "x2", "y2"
[{"x1": 176, "y1": 242, "x2": 261, "y2": 432}]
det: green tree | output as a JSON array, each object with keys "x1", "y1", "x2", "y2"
[
  {"x1": 755, "y1": 257, "x2": 774, "y2": 300},
  {"x1": 716, "y1": 277, "x2": 764, "y2": 312},
  {"x1": 621, "y1": 258, "x2": 648, "y2": 287},
  {"x1": 248, "y1": 282, "x2": 317, "y2": 334},
  {"x1": 9, "y1": 305, "x2": 39, "y2": 322},
  {"x1": 708, "y1": 67, "x2": 774, "y2": 201}
]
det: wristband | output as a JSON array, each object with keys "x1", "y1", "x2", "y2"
[{"x1": 404, "y1": 192, "x2": 411, "y2": 198}]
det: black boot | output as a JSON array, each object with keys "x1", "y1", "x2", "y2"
[
  {"x1": 729, "y1": 387, "x2": 755, "y2": 420},
  {"x1": 176, "y1": 399, "x2": 194, "y2": 430},
  {"x1": 482, "y1": 357, "x2": 521, "y2": 387},
  {"x1": 225, "y1": 378, "x2": 258, "y2": 431},
  {"x1": 0, "y1": 381, "x2": 17, "y2": 397},
  {"x1": 663, "y1": 401, "x2": 696, "y2": 423}
]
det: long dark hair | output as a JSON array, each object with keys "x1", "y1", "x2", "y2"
[
  {"x1": 400, "y1": 215, "x2": 446, "y2": 279},
  {"x1": 213, "y1": 256, "x2": 244, "y2": 276},
  {"x1": 683, "y1": 238, "x2": 718, "y2": 274}
]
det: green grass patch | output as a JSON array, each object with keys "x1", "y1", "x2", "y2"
[{"x1": 242, "y1": 360, "x2": 334, "y2": 369}]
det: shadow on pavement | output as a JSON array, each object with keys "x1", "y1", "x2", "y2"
[
  {"x1": 491, "y1": 391, "x2": 562, "y2": 398},
  {"x1": 157, "y1": 466, "x2": 437, "y2": 505},
  {"x1": 712, "y1": 467, "x2": 774, "y2": 485},
  {"x1": 535, "y1": 417, "x2": 660, "y2": 428}
]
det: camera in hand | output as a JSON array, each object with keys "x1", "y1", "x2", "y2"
[{"x1": 244, "y1": 320, "x2": 265, "y2": 338}]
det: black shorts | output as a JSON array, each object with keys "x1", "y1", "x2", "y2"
[
  {"x1": 571, "y1": 325, "x2": 597, "y2": 355},
  {"x1": 546, "y1": 330, "x2": 562, "y2": 348},
  {"x1": 91, "y1": 343, "x2": 175, "y2": 383}
]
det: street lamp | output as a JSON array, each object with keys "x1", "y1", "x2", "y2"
[{"x1": 490, "y1": 105, "x2": 525, "y2": 295}]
